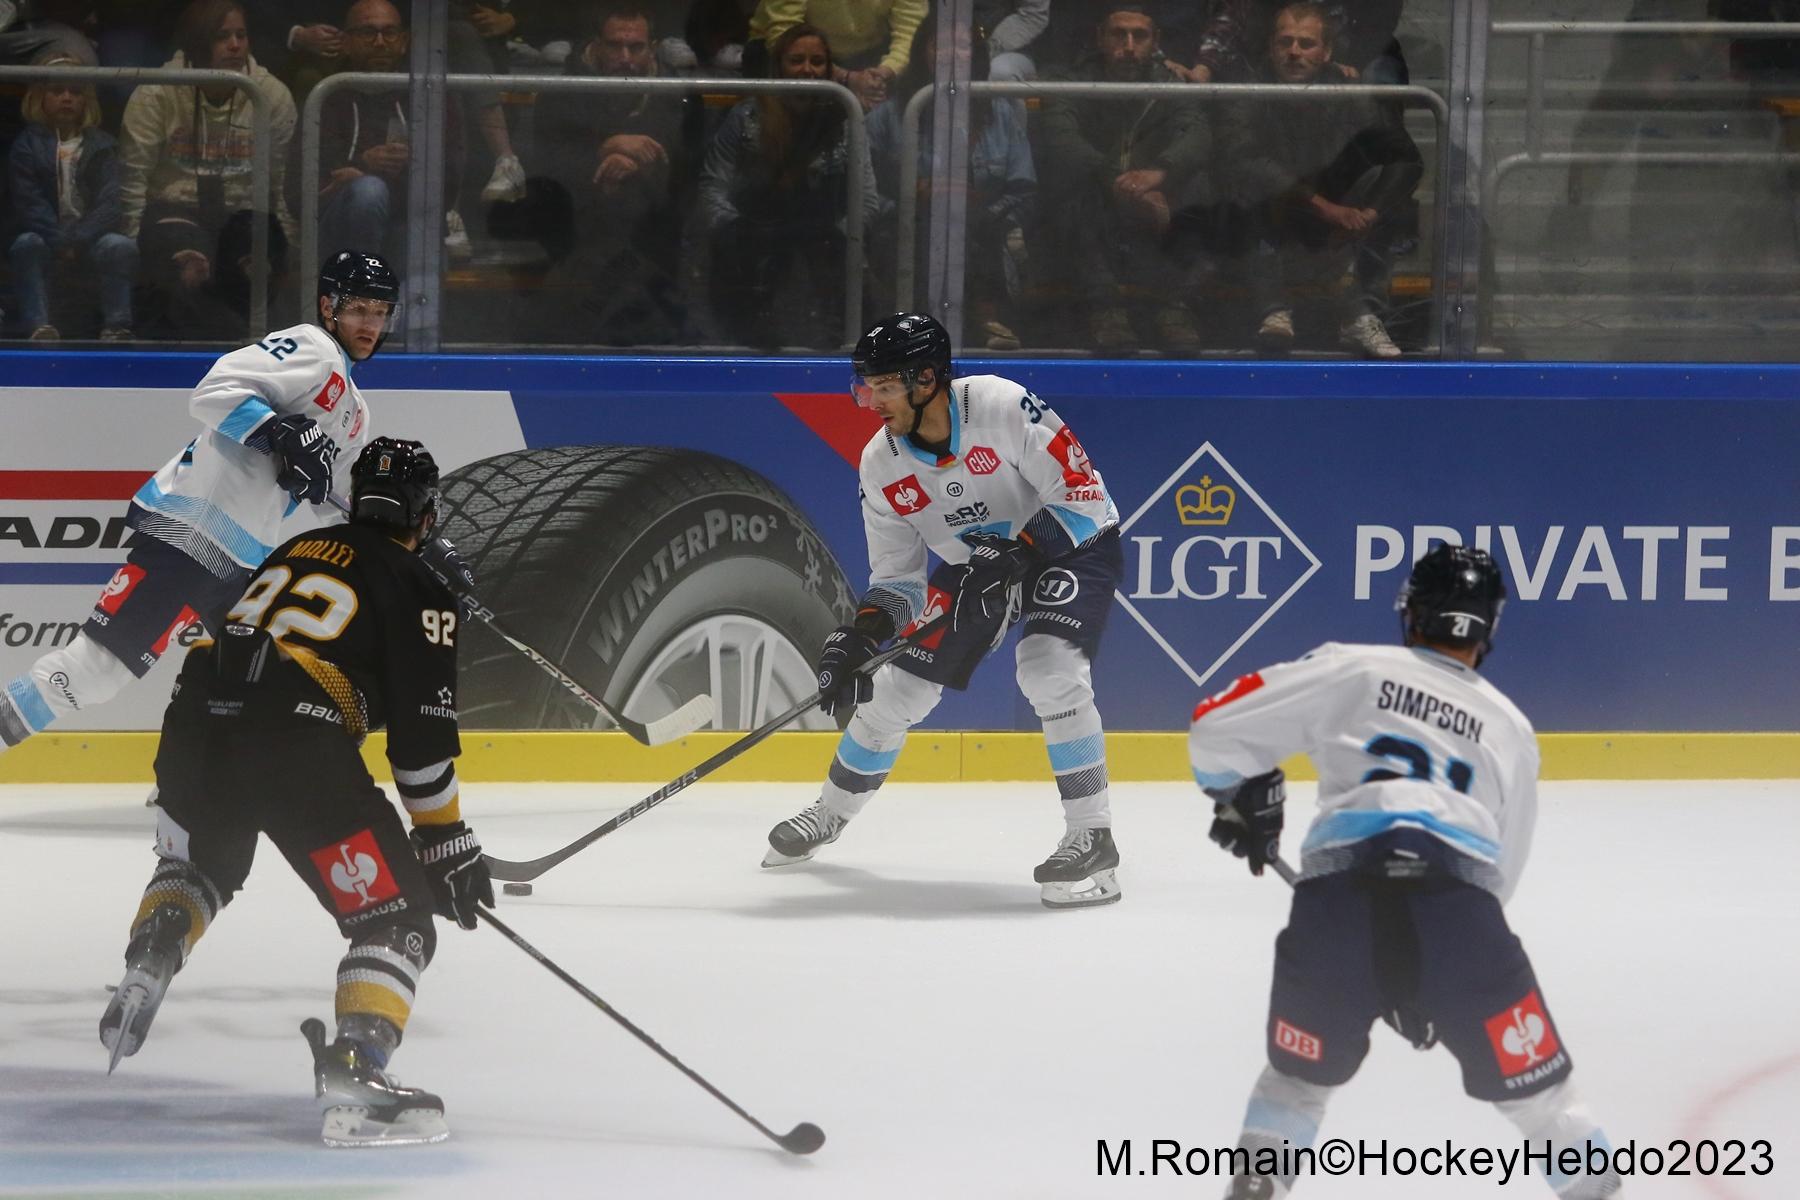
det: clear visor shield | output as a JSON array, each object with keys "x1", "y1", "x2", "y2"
[
  {"x1": 330, "y1": 293, "x2": 402, "y2": 332},
  {"x1": 850, "y1": 371, "x2": 906, "y2": 409}
]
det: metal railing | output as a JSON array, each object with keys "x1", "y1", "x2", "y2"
[
  {"x1": 1484, "y1": 22, "x2": 1800, "y2": 230},
  {"x1": 0, "y1": 64, "x2": 274, "y2": 335},
  {"x1": 896, "y1": 80, "x2": 1452, "y2": 353},
  {"x1": 301, "y1": 72, "x2": 870, "y2": 349}
]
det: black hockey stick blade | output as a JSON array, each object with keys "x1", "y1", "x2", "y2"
[
  {"x1": 476, "y1": 908, "x2": 823, "y2": 1155},
  {"x1": 324, "y1": 495, "x2": 713, "y2": 746},
  {"x1": 482, "y1": 614, "x2": 950, "y2": 883}
]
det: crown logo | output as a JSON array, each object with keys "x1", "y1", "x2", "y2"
[{"x1": 1175, "y1": 475, "x2": 1235, "y2": 526}]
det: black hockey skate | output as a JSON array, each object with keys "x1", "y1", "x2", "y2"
[
  {"x1": 762, "y1": 801, "x2": 848, "y2": 867},
  {"x1": 99, "y1": 903, "x2": 190, "y2": 1073},
  {"x1": 1225, "y1": 1173, "x2": 1286, "y2": 1199},
  {"x1": 301, "y1": 1018, "x2": 448, "y2": 1147},
  {"x1": 1033, "y1": 827, "x2": 1122, "y2": 909}
]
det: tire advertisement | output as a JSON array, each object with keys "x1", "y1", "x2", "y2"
[{"x1": 1, "y1": 352, "x2": 1794, "y2": 733}]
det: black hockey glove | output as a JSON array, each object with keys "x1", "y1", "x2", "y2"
[
  {"x1": 1206, "y1": 768, "x2": 1286, "y2": 877},
  {"x1": 951, "y1": 531, "x2": 1037, "y2": 632},
  {"x1": 411, "y1": 821, "x2": 494, "y2": 930},
  {"x1": 419, "y1": 535, "x2": 480, "y2": 620},
  {"x1": 816, "y1": 625, "x2": 881, "y2": 716},
  {"x1": 268, "y1": 414, "x2": 339, "y2": 505}
]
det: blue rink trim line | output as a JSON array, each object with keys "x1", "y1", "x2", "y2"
[
  {"x1": 1302, "y1": 809, "x2": 1501, "y2": 861},
  {"x1": 1046, "y1": 732, "x2": 1106, "y2": 773},
  {"x1": 1245, "y1": 1097, "x2": 1321, "y2": 1148},
  {"x1": 835, "y1": 732, "x2": 902, "y2": 775},
  {"x1": 6, "y1": 677, "x2": 55, "y2": 732},
  {"x1": 0, "y1": 562, "x2": 123, "y2": 584}
]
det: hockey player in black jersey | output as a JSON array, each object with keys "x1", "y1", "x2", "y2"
[{"x1": 98, "y1": 437, "x2": 492, "y2": 1148}]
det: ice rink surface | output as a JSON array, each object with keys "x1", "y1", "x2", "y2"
[{"x1": 2, "y1": 778, "x2": 1795, "y2": 1199}]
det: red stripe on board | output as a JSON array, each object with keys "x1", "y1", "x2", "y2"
[
  {"x1": 0, "y1": 471, "x2": 149, "y2": 500},
  {"x1": 774, "y1": 392, "x2": 883, "y2": 468}
]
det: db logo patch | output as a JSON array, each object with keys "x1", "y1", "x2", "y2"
[
  {"x1": 1046, "y1": 427, "x2": 1096, "y2": 487},
  {"x1": 313, "y1": 371, "x2": 347, "y2": 412},
  {"x1": 1484, "y1": 990, "x2": 1560, "y2": 1075},
  {"x1": 1032, "y1": 568, "x2": 1080, "y2": 606},
  {"x1": 1274, "y1": 1018, "x2": 1323, "y2": 1062},
  {"x1": 964, "y1": 446, "x2": 1001, "y2": 475},
  {"x1": 96, "y1": 564, "x2": 147, "y2": 615},
  {"x1": 882, "y1": 475, "x2": 931, "y2": 515},
  {"x1": 310, "y1": 830, "x2": 400, "y2": 915}
]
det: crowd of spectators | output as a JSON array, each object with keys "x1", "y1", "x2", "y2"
[{"x1": 1, "y1": 0, "x2": 1430, "y2": 356}]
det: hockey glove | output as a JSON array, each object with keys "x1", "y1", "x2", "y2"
[
  {"x1": 1206, "y1": 768, "x2": 1286, "y2": 877},
  {"x1": 268, "y1": 414, "x2": 339, "y2": 505},
  {"x1": 419, "y1": 535, "x2": 480, "y2": 620},
  {"x1": 411, "y1": 821, "x2": 494, "y2": 930},
  {"x1": 951, "y1": 532, "x2": 1037, "y2": 633},
  {"x1": 816, "y1": 625, "x2": 881, "y2": 716}
]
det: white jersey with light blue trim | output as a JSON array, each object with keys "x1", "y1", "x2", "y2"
[
  {"x1": 1187, "y1": 642, "x2": 1541, "y2": 902},
  {"x1": 129, "y1": 323, "x2": 369, "y2": 579},
  {"x1": 856, "y1": 374, "x2": 1118, "y2": 622}
]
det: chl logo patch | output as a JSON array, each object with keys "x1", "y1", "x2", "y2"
[
  {"x1": 96, "y1": 564, "x2": 148, "y2": 615},
  {"x1": 1274, "y1": 1018, "x2": 1323, "y2": 1062},
  {"x1": 310, "y1": 829, "x2": 401, "y2": 915},
  {"x1": 964, "y1": 446, "x2": 1001, "y2": 475},
  {"x1": 1046, "y1": 427, "x2": 1095, "y2": 488},
  {"x1": 882, "y1": 475, "x2": 931, "y2": 515},
  {"x1": 1485, "y1": 990, "x2": 1560, "y2": 1075},
  {"x1": 314, "y1": 371, "x2": 347, "y2": 412}
]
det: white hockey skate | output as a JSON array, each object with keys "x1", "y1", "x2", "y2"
[
  {"x1": 762, "y1": 801, "x2": 847, "y2": 867},
  {"x1": 302, "y1": 1018, "x2": 448, "y2": 1147},
  {"x1": 99, "y1": 904, "x2": 190, "y2": 1073},
  {"x1": 1033, "y1": 827, "x2": 1122, "y2": 909}
]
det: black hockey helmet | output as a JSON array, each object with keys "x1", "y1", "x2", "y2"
[
  {"x1": 318, "y1": 250, "x2": 401, "y2": 353},
  {"x1": 1397, "y1": 543, "x2": 1508, "y2": 664},
  {"x1": 852, "y1": 312, "x2": 951, "y2": 400},
  {"x1": 350, "y1": 437, "x2": 439, "y2": 533}
]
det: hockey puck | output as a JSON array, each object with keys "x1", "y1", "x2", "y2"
[{"x1": 502, "y1": 882, "x2": 533, "y2": 897}]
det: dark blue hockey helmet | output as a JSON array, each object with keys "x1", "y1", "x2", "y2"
[
  {"x1": 350, "y1": 437, "x2": 439, "y2": 533},
  {"x1": 851, "y1": 312, "x2": 952, "y2": 409},
  {"x1": 1397, "y1": 544, "x2": 1507, "y2": 663},
  {"x1": 319, "y1": 250, "x2": 401, "y2": 356}
]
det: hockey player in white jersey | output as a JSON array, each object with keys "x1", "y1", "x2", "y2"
[
  {"x1": 0, "y1": 250, "x2": 457, "y2": 753},
  {"x1": 1192, "y1": 545, "x2": 1624, "y2": 1199},
  {"x1": 763, "y1": 313, "x2": 1128, "y2": 908}
]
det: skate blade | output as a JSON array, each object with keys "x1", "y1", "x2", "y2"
[
  {"x1": 101, "y1": 983, "x2": 152, "y2": 1074},
  {"x1": 761, "y1": 846, "x2": 816, "y2": 868},
  {"x1": 1039, "y1": 868, "x2": 1122, "y2": 910},
  {"x1": 322, "y1": 1105, "x2": 449, "y2": 1148}
]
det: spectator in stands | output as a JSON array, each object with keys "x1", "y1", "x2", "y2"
[
  {"x1": 746, "y1": 0, "x2": 927, "y2": 110},
  {"x1": 119, "y1": 0, "x2": 298, "y2": 331},
  {"x1": 242, "y1": 1, "x2": 344, "y2": 103},
  {"x1": 684, "y1": 0, "x2": 756, "y2": 73},
  {"x1": 0, "y1": 1, "x2": 95, "y2": 67},
  {"x1": 1222, "y1": 1, "x2": 1420, "y2": 358},
  {"x1": 316, "y1": 0, "x2": 465, "y2": 259},
  {"x1": 7, "y1": 54, "x2": 136, "y2": 340},
  {"x1": 978, "y1": 0, "x2": 1050, "y2": 82},
  {"x1": 869, "y1": 14, "x2": 1035, "y2": 348},
  {"x1": 152, "y1": 207, "x2": 288, "y2": 340},
  {"x1": 534, "y1": 1, "x2": 698, "y2": 344},
  {"x1": 447, "y1": 3, "x2": 533, "y2": 205},
  {"x1": 699, "y1": 22, "x2": 877, "y2": 347},
  {"x1": 1168, "y1": 0, "x2": 1407, "y2": 85},
  {"x1": 1035, "y1": 3, "x2": 1210, "y2": 352}
]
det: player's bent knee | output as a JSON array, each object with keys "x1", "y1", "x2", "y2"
[
  {"x1": 31, "y1": 634, "x2": 136, "y2": 714},
  {"x1": 1014, "y1": 634, "x2": 1093, "y2": 715},
  {"x1": 858, "y1": 662, "x2": 943, "y2": 732}
]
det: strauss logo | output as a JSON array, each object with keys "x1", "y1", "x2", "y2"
[
  {"x1": 882, "y1": 475, "x2": 931, "y2": 515},
  {"x1": 1500, "y1": 1006, "x2": 1549, "y2": 1065},
  {"x1": 328, "y1": 842, "x2": 382, "y2": 904}
]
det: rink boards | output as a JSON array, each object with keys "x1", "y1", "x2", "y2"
[{"x1": 0, "y1": 352, "x2": 1794, "y2": 774}]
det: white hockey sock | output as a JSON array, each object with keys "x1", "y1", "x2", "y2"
[
  {"x1": 2, "y1": 633, "x2": 136, "y2": 748},
  {"x1": 1494, "y1": 1079, "x2": 1624, "y2": 1197},
  {"x1": 1233, "y1": 1065, "x2": 1334, "y2": 1191},
  {"x1": 820, "y1": 665, "x2": 941, "y2": 820},
  {"x1": 1016, "y1": 634, "x2": 1110, "y2": 829}
]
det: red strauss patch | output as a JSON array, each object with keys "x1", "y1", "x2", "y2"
[
  {"x1": 313, "y1": 371, "x2": 347, "y2": 412},
  {"x1": 964, "y1": 446, "x2": 1001, "y2": 475},
  {"x1": 309, "y1": 829, "x2": 401, "y2": 915},
  {"x1": 1485, "y1": 990, "x2": 1561, "y2": 1076},
  {"x1": 1191, "y1": 672, "x2": 1265, "y2": 722},
  {"x1": 96, "y1": 564, "x2": 147, "y2": 615},
  {"x1": 1046, "y1": 427, "x2": 1096, "y2": 487},
  {"x1": 882, "y1": 475, "x2": 931, "y2": 515}
]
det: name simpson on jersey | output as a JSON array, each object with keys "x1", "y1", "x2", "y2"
[{"x1": 1376, "y1": 681, "x2": 1486, "y2": 743}]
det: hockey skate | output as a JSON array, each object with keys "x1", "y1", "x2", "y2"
[
  {"x1": 761, "y1": 801, "x2": 847, "y2": 867},
  {"x1": 1033, "y1": 827, "x2": 1122, "y2": 909},
  {"x1": 99, "y1": 904, "x2": 190, "y2": 1073},
  {"x1": 1224, "y1": 1172, "x2": 1287, "y2": 1199},
  {"x1": 302, "y1": 1018, "x2": 448, "y2": 1147}
]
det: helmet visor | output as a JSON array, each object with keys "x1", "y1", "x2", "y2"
[{"x1": 850, "y1": 370, "x2": 907, "y2": 409}]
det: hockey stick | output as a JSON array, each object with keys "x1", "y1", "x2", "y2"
[
  {"x1": 326, "y1": 494, "x2": 712, "y2": 746},
  {"x1": 474, "y1": 907, "x2": 825, "y2": 1155},
  {"x1": 483, "y1": 614, "x2": 951, "y2": 883}
]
